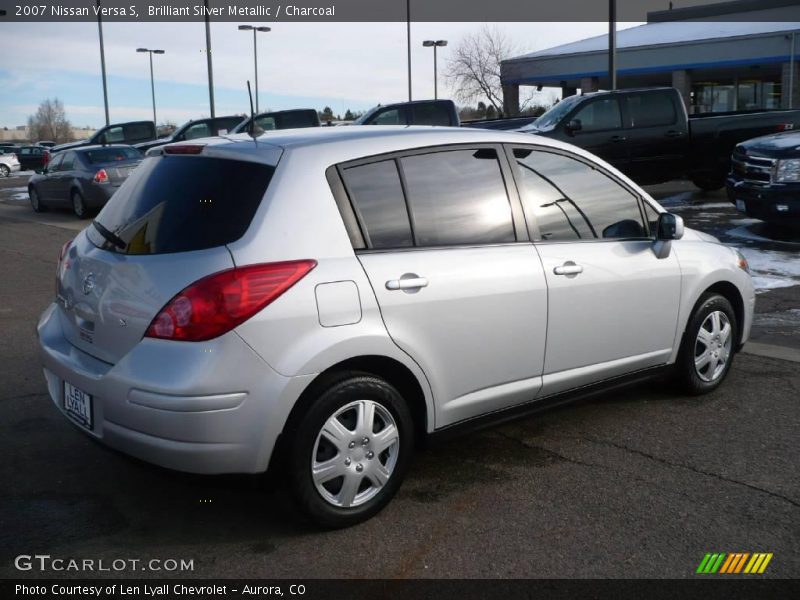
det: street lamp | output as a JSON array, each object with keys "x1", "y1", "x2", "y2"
[
  {"x1": 136, "y1": 48, "x2": 165, "y2": 126},
  {"x1": 422, "y1": 40, "x2": 447, "y2": 100},
  {"x1": 239, "y1": 25, "x2": 271, "y2": 113}
]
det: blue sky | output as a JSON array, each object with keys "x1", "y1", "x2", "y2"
[{"x1": 0, "y1": 21, "x2": 621, "y2": 129}]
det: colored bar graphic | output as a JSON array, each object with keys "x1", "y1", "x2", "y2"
[{"x1": 697, "y1": 552, "x2": 773, "y2": 574}]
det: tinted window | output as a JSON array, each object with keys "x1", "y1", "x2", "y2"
[
  {"x1": 277, "y1": 111, "x2": 318, "y2": 129},
  {"x1": 83, "y1": 147, "x2": 142, "y2": 164},
  {"x1": 88, "y1": 156, "x2": 274, "y2": 255},
  {"x1": 411, "y1": 103, "x2": 452, "y2": 126},
  {"x1": 103, "y1": 127, "x2": 124, "y2": 143},
  {"x1": 214, "y1": 117, "x2": 245, "y2": 134},
  {"x1": 401, "y1": 149, "x2": 515, "y2": 246},
  {"x1": 125, "y1": 123, "x2": 155, "y2": 143},
  {"x1": 60, "y1": 152, "x2": 75, "y2": 171},
  {"x1": 342, "y1": 160, "x2": 413, "y2": 249},
  {"x1": 627, "y1": 93, "x2": 676, "y2": 127},
  {"x1": 254, "y1": 116, "x2": 277, "y2": 132},
  {"x1": 371, "y1": 109, "x2": 403, "y2": 125},
  {"x1": 573, "y1": 98, "x2": 622, "y2": 131},
  {"x1": 183, "y1": 123, "x2": 211, "y2": 140},
  {"x1": 47, "y1": 153, "x2": 64, "y2": 171},
  {"x1": 513, "y1": 149, "x2": 646, "y2": 241}
]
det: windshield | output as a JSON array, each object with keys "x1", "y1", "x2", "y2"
[{"x1": 527, "y1": 95, "x2": 583, "y2": 131}]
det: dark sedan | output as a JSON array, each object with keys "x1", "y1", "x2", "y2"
[{"x1": 28, "y1": 145, "x2": 143, "y2": 218}]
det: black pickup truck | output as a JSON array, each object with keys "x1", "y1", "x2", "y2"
[
  {"x1": 518, "y1": 87, "x2": 800, "y2": 190},
  {"x1": 726, "y1": 131, "x2": 800, "y2": 223},
  {"x1": 50, "y1": 121, "x2": 157, "y2": 154},
  {"x1": 135, "y1": 115, "x2": 246, "y2": 152}
]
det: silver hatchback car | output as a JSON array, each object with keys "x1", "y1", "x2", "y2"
[{"x1": 38, "y1": 127, "x2": 754, "y2": 527}]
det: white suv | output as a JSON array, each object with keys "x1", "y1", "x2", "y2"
[{"x1": 37, "y1": 127, "x2": 754, "y2": 527}]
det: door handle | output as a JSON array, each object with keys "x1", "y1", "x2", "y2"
[
  {"x1": 553, "y1": 262, "x2": 583, "y2": 276},
  {"x1": 665, "y1": 130, "x2": 685, "y2": 138},
  {"x1": 386, "y1": 275, "x2": 429, "y2": 291},
  {"x1": 609, "y1": 135, "x2": 627, "y2": 143}
]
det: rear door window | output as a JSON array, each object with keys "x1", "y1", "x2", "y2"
[
  {"x1": 400, "y1": 148, "x2": 515, "y2": 246},
  {"x1": 87, "y1": 155, "x2": 275, "y2": 255},
  {"x1": 626, "y1": 93, "x2": 677, "y2": 127}
]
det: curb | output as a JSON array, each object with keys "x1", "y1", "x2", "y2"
[{"x1": 742, "y1": 342, "x2": 800, "y2": 364}]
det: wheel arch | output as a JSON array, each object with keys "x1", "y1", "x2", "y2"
[
  {"x1": 270, "y1": 354, "x2": 431, "y2": 476},
  {"x1": 682, "y1": 280, "x2": 746, "y2": 349}
]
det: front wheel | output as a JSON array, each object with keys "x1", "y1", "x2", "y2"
[
  {"x1": 29, "y1": 187, "x2": 46, "y2": 212},
  {"x1": 289, "y1": 373, "x2": 414, "y2": 528},
  {"x1": 675, "y1": 294, "x2": 738, "y2": 395},
  {"x1": 0, "y1": 164, "x2": 9, "y2": 177},
  {"x1": 690, "y1": 174, "x2": 725, "y2": 192}
]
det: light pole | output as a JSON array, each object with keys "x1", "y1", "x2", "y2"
[
  {"x1": 422, "y1": 40, "x2": 447, "y2": 99},
  {"x1": 136, "y1": 48, "x2": 165, "y2": 126},
  {"x1": 97, "y1": 1, "x2": 109, "y2": 125},
  {"x1": 239, "y1": 25, "x2": 271, "y2": 113}
]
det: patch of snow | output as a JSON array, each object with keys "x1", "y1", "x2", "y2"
[
  {"x1": 11, "y1": 193, "x2": 29, "y2": 201},
  {"x1": 734, "y1": 247, "x2": 800, "y2": 291}
]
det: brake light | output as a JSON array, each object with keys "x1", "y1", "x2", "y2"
[
  {"x1": 145, "y1": 260, "x2": 317, "y2": 341},
  {"x1": 163, "y1": 144, "x2": 205, "y2": 155},
  {"x1": 777, "y1": 123, "x2": 795, "y2": 132},
  {"x1": 43, "y1": 151, "x2": 50, "y2": 165},
  {"x1": 59, "y1": 239, "x2": 72, "y2": 262},
  {"x1": 93, "y1": 168, "x2": 109, "y2": 184}
]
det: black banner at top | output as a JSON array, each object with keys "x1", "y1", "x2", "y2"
[{"x1": 1, "y1": 0, "x2": 799, "y2": 22}]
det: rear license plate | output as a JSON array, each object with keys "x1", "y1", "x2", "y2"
[
  {"x1": 64, "y1": 382, "x2": 93, "y2": 429},
  {"x1": 736, "y1": 199, "x2": 746, "y2": 212}
]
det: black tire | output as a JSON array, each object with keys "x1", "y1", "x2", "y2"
[
  {"x1": 288, "y1": 371, "x2": 414, "y2": 528},
  {"x1": 675, "y1": 293, "x2": 738, "y2": 396},
  {"x1": 29, "y1": 186, "x2": 46, "y2": 213},
  {"x1": 0, "y1": 164, "x2": 9, "y2": 177},
  {"x1": 690, "y1": 175, "x2": 725, "y2": 192},
  {"x1": 71, "y1": 189, "x2": 89, "y2": 219}
]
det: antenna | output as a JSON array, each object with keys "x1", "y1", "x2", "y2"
[{"x1": 246, "y1": 80, "x2": 257, "y2": 142}]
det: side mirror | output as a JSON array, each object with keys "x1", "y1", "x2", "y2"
[
  {"x1": 565, "y1": 119, "x2": 582, "y2": 135},
  {"x1": 656, "y1": 213, "x2": 684, "y2": 241}
]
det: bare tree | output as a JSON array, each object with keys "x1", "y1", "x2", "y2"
[
  {"x1": 27, "y1": 98, "x2": 72, "y2": 143},
  {"x1": 445, "y1": 26, "x2": 523, "y2": 115}
]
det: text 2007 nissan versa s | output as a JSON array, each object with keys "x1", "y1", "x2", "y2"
[{"x1": 38, "y1": 127, "x2": 754, "y2": 527}]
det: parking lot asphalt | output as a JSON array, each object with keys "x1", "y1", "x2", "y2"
[{"x1": 0, "y1": 173, "x2": 798, "y2": 579}]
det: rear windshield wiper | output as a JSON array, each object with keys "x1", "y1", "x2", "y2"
[{"x1": 92, "y1": 220, "x2": 126, "y2": 250}]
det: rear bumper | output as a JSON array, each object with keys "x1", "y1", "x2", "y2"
[
  {"x1": 726, "y1": 177, "x2": 800, "y2": 220},
  {"x1": 36, "y1": 303, "x2": 315, "y2": 474},
  {"x1": 84, "y1": 183, "x2": 118, "y2": 208}
]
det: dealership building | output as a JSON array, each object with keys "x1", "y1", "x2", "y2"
[{"x1": 501, "y1": 0, "x2": 800, "y2": 115}]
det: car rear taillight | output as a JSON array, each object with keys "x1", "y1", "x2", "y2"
[
  {"x1": 145, "y1": 260, "x2": 317, "y2": 341},
  {"x1": 93, "y1": 168, "x2": 109, "y2": 184},
  {"x1": 163, "y1": 144, "x2": 205, "y2": 155},
  {"x1": 43, "y1": 151, "x2": 50, "y2": 165},
  {"x1": 59, "y1": 239, "x2": 72, "y2": 262}
]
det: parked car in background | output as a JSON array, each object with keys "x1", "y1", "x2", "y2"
[
  {"x1": 0, "y1": 151, "x2": 21, "y2": 177},
  {"x1": 16, "y1": 145, "x2": 48, "y2": 171},
  {"x1": 37, "y1": 127, "x2": 753, "y2": 528},
  {"x1": 516, "y1": 87, "x2": 800, "y2": 190},
  {"x1": 0, "y1": 145, "x2": 20, "y2": 156},
  {"x1": 353, "y1": 99, "x2": 460, "y2": 126},
  {"x1": 135, "y1": 115, "x2": 246, "y2": 153},
  {"x1": 727, "y1": 130, "x2": 800, "y2": 224},
  {"x1": 28, "y1": 145, "x2": 143, "y2": 217},
  {"x1": 50, "y1": 121, "x2": 157, "y2": 154},
  {"x1": 230, "y1": 109, "x2": 321, "y2": 134},
  {"x1": 37, "y1": 141, "x2": 57, "y2": 148}
]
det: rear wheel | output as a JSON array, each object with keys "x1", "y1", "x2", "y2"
[
  {"x1": 29, "y1": 186, "x2": 46, "y2": 212},
  {"x1": 71, "y1": 190, "x2": 89, "y2": 219},
  {"x1": 675, "y1": 294, "x2": 738, "y2": 395},
  {"x1": 289, "y1": 372, "x2": 414, "y2": 528},
  {"x1": 0, "y1": 164, "x2": 9, "y2": 177}
]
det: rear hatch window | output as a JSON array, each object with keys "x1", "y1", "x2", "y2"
[{"x1": 87, "y1": 154, "x2": 275, "y2": 255}]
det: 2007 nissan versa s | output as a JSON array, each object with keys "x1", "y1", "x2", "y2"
[{"x1": 38, "y1": 127, "x2": 754, "y2": 527}]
